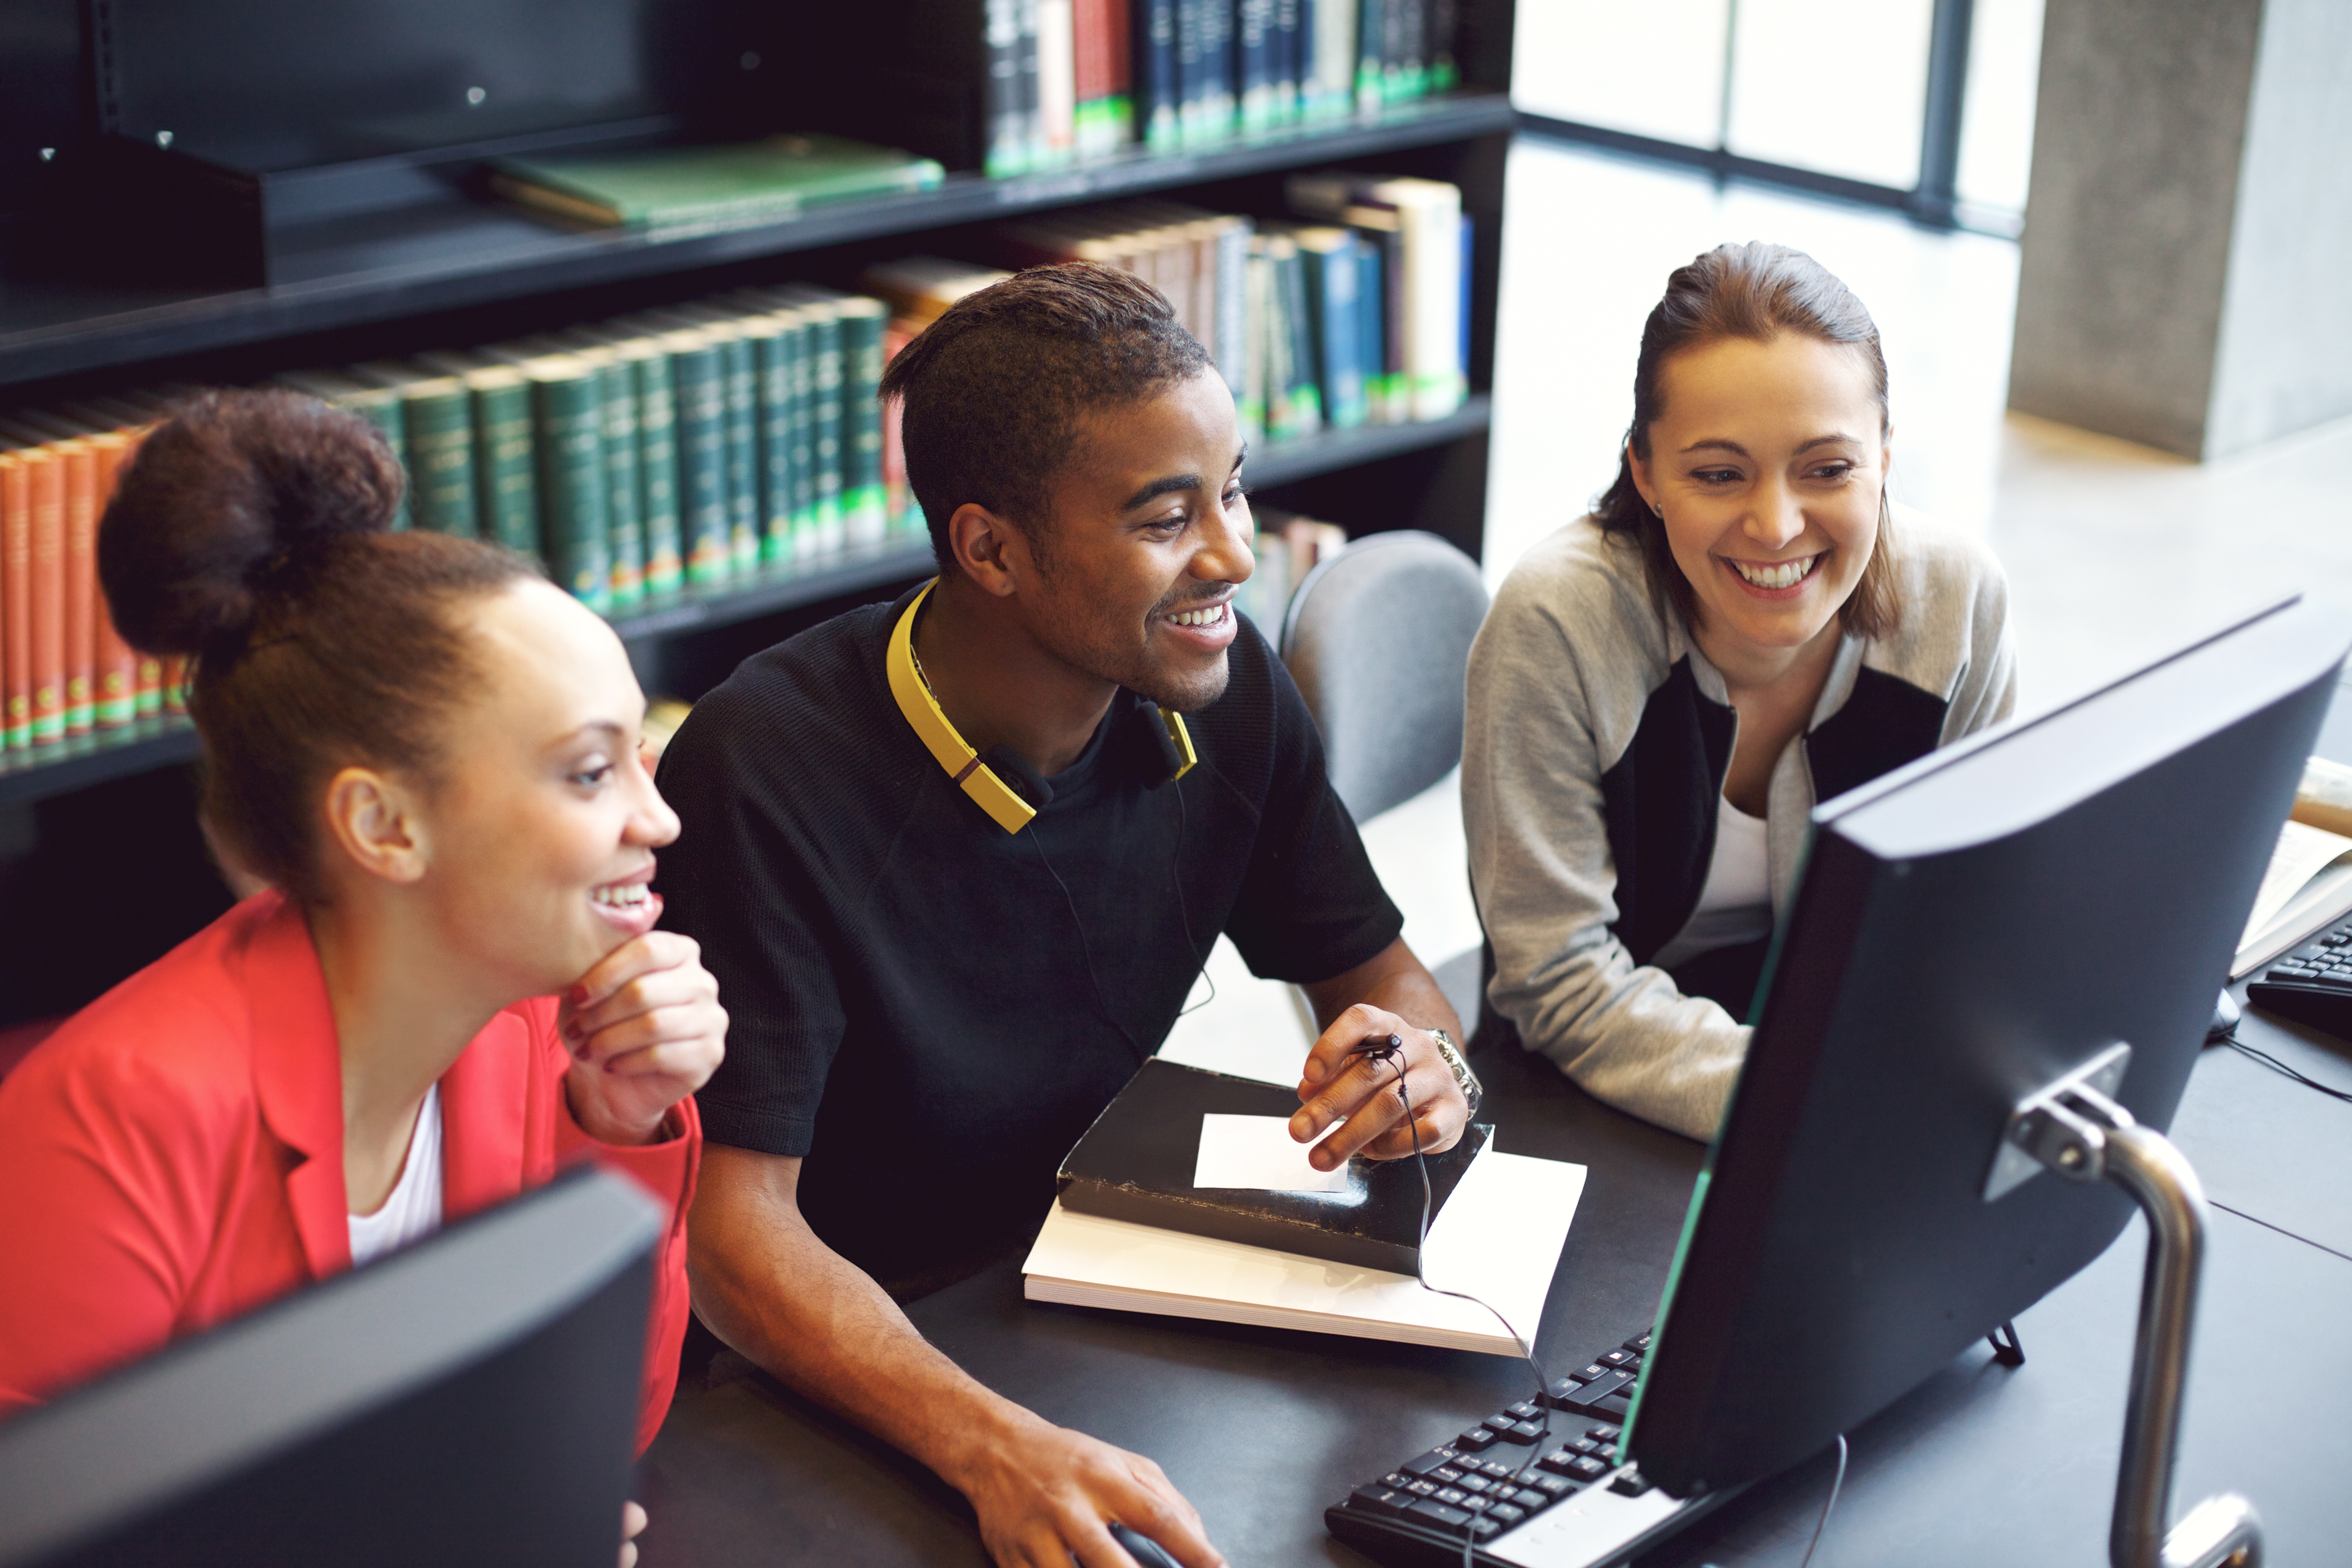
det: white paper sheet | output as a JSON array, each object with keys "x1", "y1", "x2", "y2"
[{"x1": 1191, "y1": 1113, "x2": 1350, "y2": 1192}]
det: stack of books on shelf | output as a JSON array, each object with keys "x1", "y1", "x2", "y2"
[
  {"x1": 0, "y1": 406, "x2": 183, "y2": 759},
  {"x1": 969, "y1": 175, "x2": 1468, "y2": 445},
  {"x1": 272, "y1": 285, "x2": 916, "y2": 616},
  {"x1": 1240, "y1": 508, "x2": 1349, "y2": 629},
  {"x1": 885, "y1": 0, "x2": 1462, "y2": 177}
]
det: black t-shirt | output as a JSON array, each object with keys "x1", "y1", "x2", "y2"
[{"x1": 655, "y1": 583, "x2": 1402, "y2": 1287}]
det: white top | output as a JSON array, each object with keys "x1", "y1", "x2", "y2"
[
  {"x1": 1651, "y1": 795, "x2": 1774, "y2": 970},
  {"x1": 347, "y1": 1082, "x2": 445, "y2": 1268}
]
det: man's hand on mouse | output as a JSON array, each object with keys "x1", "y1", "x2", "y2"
[
  {"x1": 948, "y1": 1406, "x2": 1225, "y2": 1568},
  {"x1": 1289, "y1": 1004, "x2": 1470, "y2": 1169}
]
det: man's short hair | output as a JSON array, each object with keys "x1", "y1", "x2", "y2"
[{"x1": 879, "y1": 261, "x2": 1215, "y2": 570}]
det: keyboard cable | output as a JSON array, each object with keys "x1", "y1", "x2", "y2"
[
  {"x1": 1796, "y1": 1434, "x2": 1849, "y2": 1568},
  {"x1": 2218, "y1": 1030, "x2": 2352, "y2": 1104},
  {"x1": 1349, "y1": 1034, "x2": 1555, "y2": 1568}
]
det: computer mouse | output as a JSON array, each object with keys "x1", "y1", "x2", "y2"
[
  {"x1": 2207, "y1": 988, "x2": 2241, "y2": 1044},
  {"x1": 1103, "y1": 1520, "x2": 1182, "y2": 1568}
]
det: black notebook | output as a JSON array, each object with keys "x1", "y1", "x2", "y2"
[{"x1": 1056, "y1": 1058, "x2": 1492, "y2": 1274}]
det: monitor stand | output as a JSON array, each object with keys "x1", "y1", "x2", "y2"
[{"x1": 1992, "y1": 1044, "x2": 2264, "y2": 1568}]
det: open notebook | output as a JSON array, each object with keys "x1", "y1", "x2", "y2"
[{"x1": 1023, "y1": 1141, "x2": 1586, "y2": 1357}]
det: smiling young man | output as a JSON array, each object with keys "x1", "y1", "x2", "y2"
[
  {"x1": 653, "y1": 263, "x2": 1472, "y2": 1568},
  {"x1": 1462, "y1": 241, "x2": 2015, "y2": 1144}
]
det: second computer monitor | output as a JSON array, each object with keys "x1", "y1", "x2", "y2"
[{"x1": 1627, "y1": 596, "x2": 2347, "y2": 1499}]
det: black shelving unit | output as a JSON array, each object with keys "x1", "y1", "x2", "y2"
[{"x1": 0, "y1": 0, "x2": 1517, "y2": 1024}]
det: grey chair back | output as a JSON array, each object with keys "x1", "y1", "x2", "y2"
[{"x1": 1279, "y1": 529, "x2": 1490, "y2": 823}]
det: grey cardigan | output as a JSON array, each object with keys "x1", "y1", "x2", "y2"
[{"x1": 1462, "y1": 509, "x2": 2017, "y2": 1140}]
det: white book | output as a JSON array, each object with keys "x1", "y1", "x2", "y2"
[
  {"x1": 1372, "y1": 177, "x2": 1467, "y2": 422},
  {"x1": 1034, "y1": 0, "x2": 1076, "y2": 166},
  {"x1": 1023, "y1": 1145, "x2": 1586, "y2": 1357}
]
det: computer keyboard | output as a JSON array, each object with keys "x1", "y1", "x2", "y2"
[
  {"x1": 2247, "y1": 913, "x2": 2352, "y2": 1040},
  {"x1": 1325, "y1": 1327, "x2": 1722, "y2": 1568}
]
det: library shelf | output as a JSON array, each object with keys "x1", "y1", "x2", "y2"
[
  {"x1": 0, "y1": 395, "x2": 1491, "y2": 807},
  {"x1": 0, "y1": 94, "x2": 1516, "y2": 392}
]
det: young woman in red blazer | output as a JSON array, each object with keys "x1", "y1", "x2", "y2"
[{"x1": 0, "y1": 392, "x2": 725, "y2": 1551}]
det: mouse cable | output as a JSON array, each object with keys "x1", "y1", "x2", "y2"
[
  {"x1": 1795, "y1": 1434, "x2": 1849, "y2": 1568},
  {"x1": 1348, "y1": 1035, "x2": 1554, "y2": 1568},
  {"x1": 2221, "y1": 1034, "x2": 2352, "y2": 1105}
]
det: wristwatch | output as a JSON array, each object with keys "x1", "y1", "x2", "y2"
[{"x1": 1425, "y1": 1026, "x2": 1482, "y2": 1118}]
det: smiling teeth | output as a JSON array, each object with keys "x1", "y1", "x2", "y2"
[
  {"x1": 1733, "y1": 556, "x2": 1818, "y2": 590},
  {"x1": 1169, "y1": 603, "x2": 1230, "y2": 628},
  {"x1": 592, "y1": 884, "x2": 649, "y2": 908}
]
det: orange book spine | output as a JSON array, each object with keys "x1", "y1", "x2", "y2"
[
  {"x1": 162, "y1": 654, "x2": 188, "y2": 715},
  {"x1": 882, "y1": 320, "x2": 916, "y2": 527},
  {"x1": 0, "y1": 454, "x2": 26, "y2": 750},
  {"x1": 58, "y1": 439, "x2": 97, "y2": 735},
  {"x1": 88, "y1": 433, "x2": 139, "y2": 728},
  {"x1": 24, "y1": 448, "x2": 64, "y2": 744}
]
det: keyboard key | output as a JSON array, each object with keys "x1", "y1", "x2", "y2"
[
  {"x1": 1408, "y1": 1499, "x2": 1474, "y2": 1534},
  {"x1": 1405, "y1": 1480, "x2": 1439, "y2": 1498},
  {"x1": 1381, "y1": 1472, "x2": 1411, "y2": 1489},
  {"x1": 1563, "y1": 1370, "x2": 1635, "y2": 1411},
  {"x1": 1568, "y1": 1436, "x2": 1601, "y2": 1455},
  {"x1": 1400, "y1": 1448, "x2": 1459, "y2": 1478},
  {"x1": 1486, "y1": 1504, "x2": 1526, "y2": 1527},
  {"x1": 1577, "y1": 1362, "x2": 1608, "y2": 1380},
  {"x1": 1625, "y1": 1332, "x2": 1653, "y2": 1351},
  {"x1": 1587, "y1": 1423, "x2": 1623, "y2": 1442},
  {"x1": 1599, "y1": 1349, "x2": 1635, "y2": 1369},
  {"x1": 1479, "y1": 1460, "x2": 1517, "y2": 1480},
  {"x1": 1566, "y1": 1455, "x2": 1609, "y2": 1480},
  {"x1": 1349, "y1": 1486, "x2": 1411, "y2": 1519},
  {"x1": 1506, "y1": 1400, "x2": 1544, "y2": 1421},
  {"x1": 1610, "y1": 1467, "x2": 1655, "y2": 1497},
  {"x1": 1434, "y1": 1466, "x2": 1465, "y2": 1485},
  {"x1": 1594, "y1": 1393, "x2": 1637, "y2": 1421},
  {"x1": 1456, "y1": 1476, "x2": 1491, "y2": 1496},
  {"x1": 1473, "y1": 1518, "x2": 1502, "y2": 1541},
  {"x1": 1531, "y1": 1474, "x2": 1574, "y2": 1498},
  {"x1": 1455, "y1": 1428, "x2": 1497, "y2": 1452},
  {"x1": 1510, "y1": 1487, "x2": 1550, "y2": 1510},
  {"x1": 1435, "y1": 1487, "x2": 1470, "y2": 1506},
  {"x1": 1496, "y1": 1420, "x2": 1543, "y2": 1444},
  {"x1": 1536, "y1": 1450, "x2": 1582, "y2": 1477},
  {"x1": 1540, "y1": 1377, "x2": 1589, "y2": 1409}
]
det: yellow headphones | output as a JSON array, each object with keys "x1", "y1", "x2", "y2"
[{"x1": 887, "y1": 579, "x2": 1197, "y2": 835}]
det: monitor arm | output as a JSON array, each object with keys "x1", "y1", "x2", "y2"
[{"x1": 1994, "y1": 1045, "x2": 2263, "y2": 1568}]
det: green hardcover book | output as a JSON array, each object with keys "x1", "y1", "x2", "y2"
[
  {"x1": 722, "y1": 302, "x2": 804, "y2": 566},
  {"x1": 352, "y1": 364, "x2": 477, "y2": 536},
  {"x1": 525, "y1": 357, "x2": 611, "y2": 611},
  {"x1": 416, "y1": 352, "x2": 539, "y2": 554},
  {"x1": 273, "y1": 371, "x2": 411, "y2": 529},
  {"x1": 590, "y1": 353, "x2": 646, "y2": 610},
  {"x1": 832, "y1": 297, "x2": 890, "y2": 550},
  {"x1": 663, "y1": 305, "x2": 777, "y2": 574},
  {"x1": 1238, "y1": 244, "x2": 1270, "y2": 441},
  {"x1": 489, "y1": 134, "x2": 946, "y2": 237},
  {"x1": 1276, "y1": 239, "x2": 1323, "y2": 438},
  {"x1": 632, "y1": 324, "x2": 731, "y2": 588},
  {"x1": 625, "y1": 338, "x2": 685, "y2": 596},
  {"x1": 759, "y1": 290, "x2": 845, "y2": 555}
]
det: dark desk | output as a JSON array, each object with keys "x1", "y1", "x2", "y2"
[{"x1": 636, "y1": 1011, "x2": 2352, "y2": 1567}]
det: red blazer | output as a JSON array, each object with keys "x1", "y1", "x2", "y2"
[{"x1": 0, "y1": 892, "x2": 699, "y2": 1455}]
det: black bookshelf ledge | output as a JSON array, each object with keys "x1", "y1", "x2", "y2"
[
  {"x1": 1246, "y1": 394, "x2": 1488, "y2": 489},
  {"x1": 0, "y1": 94, "x2": 1516, "y2": 391},
  {"x1": 0, "y1": 717, "x2": 200, "y2": 807}
]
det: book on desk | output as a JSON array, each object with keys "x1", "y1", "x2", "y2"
[{"x1": 1024, "y1": 1059, "x2": 1586, "y2": 1356}]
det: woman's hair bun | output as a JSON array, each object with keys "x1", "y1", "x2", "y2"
[{"x1": 98, "y1": 387, "x2": 407, "y2": 656}]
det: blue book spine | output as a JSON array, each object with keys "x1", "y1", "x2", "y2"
[
  {"x1": 1356, "y1": 232, "x2": 1387, "y2": 423},
  {"x1": 1458, "y1": 212, "x2": 1474, "y2": 395},
  {"x1": 1238, "y1": 0, "x2": 1272, "y2": 132},
  {"x1": 1140, "y1": 0, "x2": 1181, "y2": 147},
  {"x1": 1274, "y1": 0, "x2": 1302, "y2": 121},
  {"x1": 1317, "y1": 241, "x2": 1365, "y2": 429}
]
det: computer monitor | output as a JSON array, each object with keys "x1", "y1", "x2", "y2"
[
  {"x1": 1627, "y1": 596, "x2": 2348, "y2": 1499},
  {"x1": 0, "y1": 1165, "x2": 662, "y2": 1568}
]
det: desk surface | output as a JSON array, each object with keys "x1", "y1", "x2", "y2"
[
  {"x1": 638, "y1": 674, "x2": 2352, "y2": 1565},
  {"x1": 637, "y1": 1019, "x2": 2352, "y2": 1568}
]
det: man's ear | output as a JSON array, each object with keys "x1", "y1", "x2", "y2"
[
  {"x1": 320, "y1": 766, "x2": 430, "y2": 887},
  {"x1": 946, "y1": 501, "x2": 1037, "y2": 598}
]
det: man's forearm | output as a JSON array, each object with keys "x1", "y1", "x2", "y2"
[
  {"x1": 685, "y1": 1153, "x2": 1037, "y2": 1489},
  {"x1": 1302, "y1": 936, "x2": 1463, "y2": 1039}
]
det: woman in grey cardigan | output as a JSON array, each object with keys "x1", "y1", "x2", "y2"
[{"x1": 1463, "y1": 242, "x2": 2015, "y2": 1140}]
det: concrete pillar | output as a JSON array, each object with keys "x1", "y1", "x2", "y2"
[{"x1": 2007, "y1": 0, "x2": 2352, "y2": 459}]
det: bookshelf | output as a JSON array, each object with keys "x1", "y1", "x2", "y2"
[{"x1": 0, "y1": 1, "x2": 1517, "y2": 1024}]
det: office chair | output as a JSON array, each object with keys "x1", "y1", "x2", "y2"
[{"x1": 1278, "y1": 529, "x2": 1489, "y2": 824}]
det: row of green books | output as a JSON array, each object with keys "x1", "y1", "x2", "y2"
[{"x1": 278, "y1": 286, "x2": 903, "y2": 615}]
